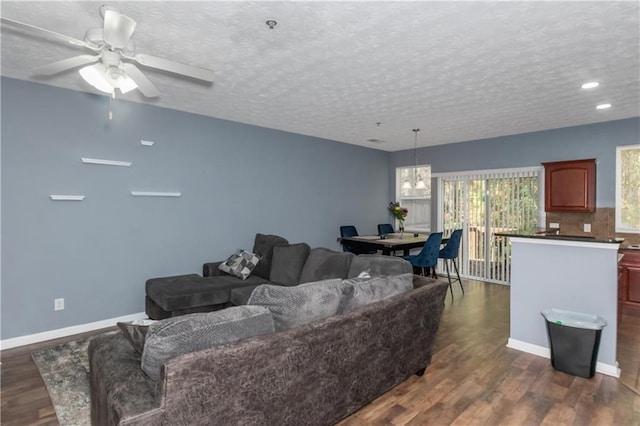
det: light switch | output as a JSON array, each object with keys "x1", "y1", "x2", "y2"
[{"x1": 584, "y1": 223, "x2": 591, "y2": 233}]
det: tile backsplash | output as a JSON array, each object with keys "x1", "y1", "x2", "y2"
[{"x1": 546, "y1": 208, "x2": 640, "y2": 247}]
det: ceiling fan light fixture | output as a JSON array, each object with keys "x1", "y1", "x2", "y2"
[
  {"x1": 116, "y1": 74, "x2": 138, "y2": 94},
  {"x1": 79, "y1": 63, "x2": 114, "y2": 94},
  {"x1": 106, "y1": 66, "x2": 138, "y2": 94}
]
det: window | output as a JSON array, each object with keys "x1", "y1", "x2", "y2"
[
  {"x1": 616, "y1": 145, "x2": 640, "y2": 233},
  {"x1": 396, "y1": 166, "x2": 431, "y2": 232}
]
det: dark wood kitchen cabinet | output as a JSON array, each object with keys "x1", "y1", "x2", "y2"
[
  {"x1": 542, "y1": 158, "x2": 596, "y2": 212},
  {"x1": 619, "y1": 249, "x2": 640, "y2": 317}
]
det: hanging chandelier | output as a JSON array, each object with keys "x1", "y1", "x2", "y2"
[{"x1": 403, "y1": 128, "x2": 426, "y2": 190}]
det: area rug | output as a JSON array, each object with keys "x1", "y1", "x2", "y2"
[{"x1": 31, "y1": 334, "x2": 114, "y2": 426}]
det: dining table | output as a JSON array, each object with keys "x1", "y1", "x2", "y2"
[{"x1": 340, "y1": 233, "x2": 447, "y2": 256}]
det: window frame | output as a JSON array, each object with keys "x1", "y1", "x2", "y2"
[
  {"x1": 615, "y1": 144, "x2": 640, "y2": 234},
  {"x1": 395, "y1": 165, "x2": 431, "y2": 233}
]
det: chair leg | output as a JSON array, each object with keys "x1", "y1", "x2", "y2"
[
  {"x1": 444, "y1": 259, "x2": 453, "y2": 300},
  {"x1": 452, "y1": 258, "x2": 464, "y2": 294},
  {"x1": 421, "y1": 266, "x2": 425, "y2": 276}
]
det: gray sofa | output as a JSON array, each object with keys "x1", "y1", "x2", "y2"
[
  {"x1": 90, "y1": 274, "x2": 448, "y2": 425},
  {"x1": 145, "y1": 233, "x2": 408, "y2": 320}
]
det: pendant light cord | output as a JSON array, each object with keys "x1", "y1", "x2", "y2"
[{"x1": 413, "y1": 128, "x2": 420, "y2": 183}]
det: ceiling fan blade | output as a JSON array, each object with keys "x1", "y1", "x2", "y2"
[
  {"x1": 103, "y1": 10, "x2": 136, "y2": 49},
  {"x1": 0, "y1": 17, "x2": 96, "y2": 50},
  {"x1": 121, "y1": 63, "x2": 160, "y2": 98},
  {"x1": 33, "y1": 54, "x2": 100, "y2": 76},
  {"x1": 131, "y1": 53, "x2": 214, "y2": 82}
]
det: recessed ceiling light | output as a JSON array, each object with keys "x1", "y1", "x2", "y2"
[
  {"x1": 581, "y1": 82, "x2": 599, "y2": 89},
  {"x1": 596, "y1": 103, "x2": 611, "y2": 110}
]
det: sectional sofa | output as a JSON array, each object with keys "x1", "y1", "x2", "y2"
[
  {"x1": 145, "y1": 233, "x2": 410, "y2": 319},
  {"x1": 89, "y1": 273, "x2": 448, "y2": 425}
]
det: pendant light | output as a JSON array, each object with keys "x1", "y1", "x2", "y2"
[
  {"x1": 401, "y1": 177, "x2": 412, "y2": 190},
  {"x1": 412, "y1": 128, "x2": 426, "y2": 189}
]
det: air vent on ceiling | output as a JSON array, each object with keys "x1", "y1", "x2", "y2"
[{"x1": 366, "y1": 138, "x2": 386, "y2": 144}]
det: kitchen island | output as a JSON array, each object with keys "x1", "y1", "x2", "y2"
[{"x1": 496, "y1": 233, "x2": 621, "y2": 377}]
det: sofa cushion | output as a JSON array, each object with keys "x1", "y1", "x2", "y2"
[
  {"x1": 141, "y1": 306, "x2": 275, "y2": 381},
  {"x1": 270, "y1": 243, "x2": 311, "y2": 286},
  {"x1": 252, "y1": 233, "x2": 289, "y2": 280},
  {"x1": 299, "y1": 248, "x2": 355, "y2": 284},
  {"x1": 347, "y1": 254, "x2": 413, "y2": 278},
  {"x1": 230, "y1": 285, "x2": 258, "y2": 306},
  {"x1": 339, "y1": 273, "x2": 414, "y2": 313},
  {"x1": 218, "y1": 250, "x2": 261, "y2": 280},
  {"x1": 117, "y1": 319, "x2": 157, "y2": 354},
  {"x1": 247, "y1": 279, "x2": 344, "y2": 331}
]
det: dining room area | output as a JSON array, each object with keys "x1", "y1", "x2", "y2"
[{"x1": 338, "y1": 206, "x2": 464, "y2": 300}]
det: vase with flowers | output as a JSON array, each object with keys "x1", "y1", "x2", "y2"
[{"x1": 388, "y1": 201, "x2": 408, "y2": 238}]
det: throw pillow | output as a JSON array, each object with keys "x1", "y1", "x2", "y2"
[
  {"x1": 141, "y1": 306, "x2": 275, "y2": 381},
  {"x1": 298, "y1": 248, "x2": 355, "y2": 283},
  {"x1": 339, "y1": 272, "x2": 414, "y2": 313},
  {"x1": 269, "y1": 243, "x2": 311, "y2": 286},
  {"x1": 117, "y1": 319, "x2": 157, "y2": 354},
  {"x1": 218, "y1": 250, "x2": 260, "y2": 280},
  {"x1": 252, "y1": 233, "x2": 289, "y2": 280},
  {"x1": 247, "y1": 278, "x2": 345, "y2": 331}
]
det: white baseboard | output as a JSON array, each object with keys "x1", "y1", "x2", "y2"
[
  {"x1": 507, "y1": 338, "x2": 620, "y2": 378},
  {"x1": 507, "y1": 338, "x2": 551, "y2": 358},
  {"x1": 0, "y1": 312, "x2": 147, "y2": 350}
]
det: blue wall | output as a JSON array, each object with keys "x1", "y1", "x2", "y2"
[
  {"x1": 1, "y1": 78, "x2": 391, "y2": 339},
  {"x1": 390, "y1": 117, "x2": 640, "y2": 207},
  {"x1": 3, "y1": 76, "x2": 637, "y2": 341}
]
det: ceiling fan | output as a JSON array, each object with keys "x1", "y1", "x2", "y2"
[{"x1": 1, "y1": 5, "x2": 215, "y2": 98}]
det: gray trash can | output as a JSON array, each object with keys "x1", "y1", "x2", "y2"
[{"x1": 541, "y1": 308, "x2": 607, "y2": 378}]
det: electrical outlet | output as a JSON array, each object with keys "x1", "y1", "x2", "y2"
[
  {"x1": 549, "y1": 223, "x2": 560, "y2": 229},
  {"x1": 584, "y1": 223, "x2": 591, "y2": 233},
  {"x1": 54, "y1": 298, "x2": 64, "y2": 311}
]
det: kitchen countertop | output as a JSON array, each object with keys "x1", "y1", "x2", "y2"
[{"x1": 494, "y1": 232, "x2": 623, "y2": 244}]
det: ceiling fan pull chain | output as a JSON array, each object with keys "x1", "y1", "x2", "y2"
[{"x1": 109, "y1": 92, "x2": 114, "y2": 120}]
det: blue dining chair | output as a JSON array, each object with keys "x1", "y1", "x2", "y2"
[
  {"x1": 439, "y1": 229, "x2": 464, "y2": 298},
  {"x1": 339, "y1": 225, "x2": 377, "y2": 254},
  {"x1": 403, "y1": 232, "x2": 443, "y2": 280},
  {"x1": 377, "y1": 223, "x2": 394, "y2": 236}
]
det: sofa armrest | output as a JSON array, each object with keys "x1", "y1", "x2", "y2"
[
  {"x1": 412, "y1": 274, "x2": 442, "y2": 289},
  {"x1": 89, "y1": 333, "x2": 161, "y2": 425},
  {"x1": 203, "y1": 261, "x2": 225, "y2": 277}
]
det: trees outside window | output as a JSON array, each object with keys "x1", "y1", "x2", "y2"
[{"x1": 616, "y1": 145, "x2": 640, "y2": 233}]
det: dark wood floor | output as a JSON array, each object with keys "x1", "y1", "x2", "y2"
[{"x1": 2, "y1": 280, "x2": 639, "y2": 425}]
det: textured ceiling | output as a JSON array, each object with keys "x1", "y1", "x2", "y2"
[{"x1": 1, "y1": 1, "x2": 638, "y2": 151}]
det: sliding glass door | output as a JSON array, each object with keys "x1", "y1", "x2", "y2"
[{"x1": 439, "y1": 168, "x2": 541, "y2": 284}]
